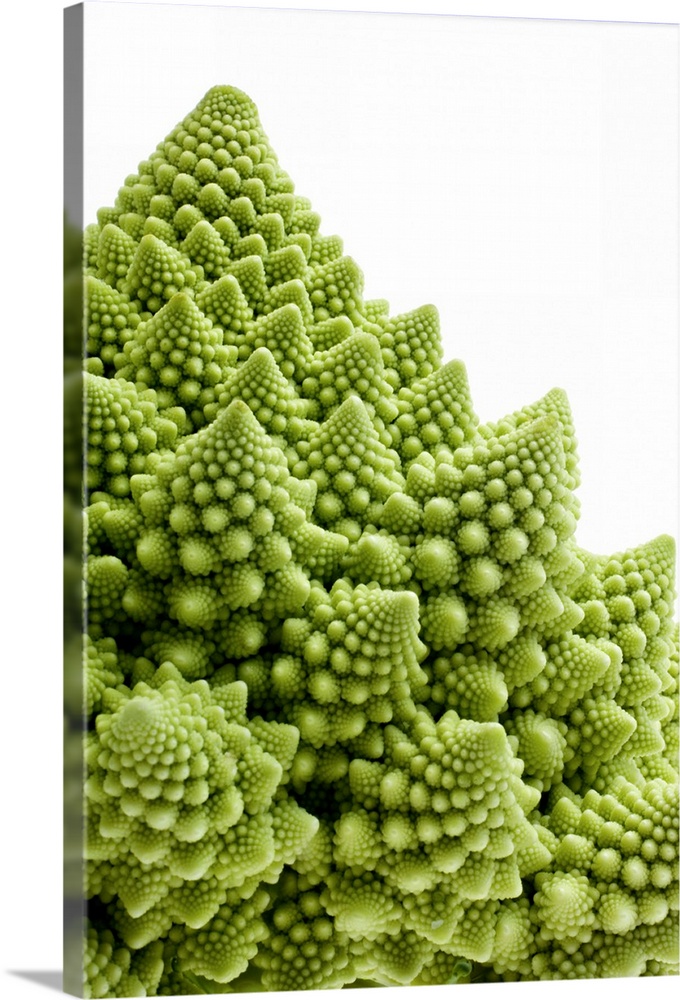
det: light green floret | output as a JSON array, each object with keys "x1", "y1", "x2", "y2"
[
  {"x1": 565, "y1": 696, "x2": 638, "y2": 774},
  {"x1": 363, "y1": 297, "x2": 390, "y2": 323},
  {"x1": 86, "y1": 496, "x2": 144, "y2": 564},
  {"x1": 290, "y1": 816, "x2": 335, "y2": 883},
  {"x1": 253, "y1": 871, "x2": 358, "y2": 991},
  {"x1": 308, "y1": 313, "x2": 352, "y2": 352},
  {"x1": 341, "y1": 528, "x2": 411, "y2": 587},
  {"x1": 479, "y1": 387, "x2": 580, "y2": 491},
  {"x1": 144, "y1": 214, "x2": 178, "y2": 248},
  {"x1": 536, "y1": 775, "x2": 678, "y2": 951},
  {"x1": 276, "y1": 580, "x2": 427, "y2": 748},
  {"x1": 305, "y1": 254, "x2": 364, "y2": 326},
  {"x1": 352, "y1": 928, "x2": 437, "y2": 986},
  {"x1": 330, "y1": 710, "x2": 547, "y2": 938},
  {"x1": 379, "y1": 490, "x2": 423, "y2": 539},
  {"x1": 265, "y1": 242, "x2": 308, "y2": 286},
  {"x1": 264, "y1": 276, "x2": 313, "y2": 331},
  {"x1": 96, "y1": 224, "x2": 137, "y2": 293},
  {"x1": 301, "y1": 330, "x2": 399, "y2": 436},
  {"x1": 124, "y1": 398, "x2": 338, "y2": 629},
  {"x1": 574, "y1": 535, "x2": 677, "y2": 708},
  {"x1": 85, "y1": 275, "x2": 141, "y2": 373},
  {"x1": 448, "y1": 898, "x2": 502, "y2": 963},
  {"x1": 399, "y1": 884, "x2": 466, "y2": 944},
  {"x1": 650, "y1": 622, "x2": 678, "y2": 779},
  {"x1": 425, "y1": 646, "x2": 508, "y2": 722},
  {"x1": 377, "y1": 303, "x2": 444, "y2": 389},
  {"x1": 215, "y1": 345, "x2": 311, "y2": 445},
  {"x1": 172, "y1": 885, "x2": 270, "y2": 985},
  {"x1": 123, "y1": 234, "x2": 201, "y2": 314},
  {"x1": 412, "y1": 951, "x2": 472, "y2": 986},
  {"x1": 306, "y1": 232, "x2": 342, "y2": 269},
  {"x1": 525, "y1": 913, "x2": 678, "y2": 980},
  {"x1": 127, "y1": 84, "x2": 291, "y2": 211},
  {"x1": 85, "y1": 662, "x2": 316, "y2": 947},
  {"x1": 596, "y1": 885, "x2": 640, "y2": 935},
  {"x1": 532, "y1": 871, "x2": 598, "y2": 943},
  {"x1": 141, "y1": 623, "x2": 217, "y2": 681},
  {"x1": 399, "y1": 413, "x2": 583, "y2": 653},
  {"x1": 86, "y1": 555, "x2": 129, "y2": 629},
  {"x1": 214, "y1": 610, "x2": 268, "y2": 660},
  {"x1": 412, "y1": 535, "x2": 460, "y2": 591},
  {"x1": 637, "y1": 914, "x2": 680, "y2": 968},
  {"x1": 83, "y1": 221, "x2": 101, "y2": 271},
  {"x1": 84, "y1": 635, "x2": 125, "y2": 717},
  {"x1": 320, "y1": 869, "x2": 404, "y2": 941},
  {"x1": 577, "y1": 535, "x2": 677, "y2": 789},
  {"x1": 290, "y1": 195, "x2": 321, "y2": 239},
  {"x1": 512, "y1": 632, "x2": 611, "y2": 717},
  {"x1": 568, "y1": 537, "x2": 677, "y2": 784},
  {"x1": 445, "y1": 416, "x2": 577, "y2": 600},
  {"x1": 495, "y1": 631, "x2": 547, "y2": 692},
  {"x1": 403, "y1": 450, "x2": 437, "y2": 504},
  {"x1": 241, "y1": 303, "x2": 313, "y2": 382},
  {"x1": 395, "y1": 359, "x2": 479, "y2": 463},
  {"x1": 83, "y1": 920, "x2": 163, "y2": 998},
  {"x1": 180, "y1": 219, "x2": 230, "y2": 278},
  {"x1": 227, "y1": 254, "x2": 268, "y2": 312},
  {"x1": 529, "y1": 934, "x2": 643, "y2": 980},
  {"x1": 114, "y1": 291, "x2": 236, "y2": 420},
  {"x1": 292, "y1": 394, "x2": 405, "y2": 535},
  {"x1": 503, "y1": 709, "x2": 569, "y2": 791},
  {"x1": 462, "y1": 596, "x2": 522, "y2": 652},
  {"x1": 84, "y1": 372, "x2": 179, "y2": 498},
  {"x1": 419, "y1": 592, "x2": 469, "y2": 649},
  {"x1": 486, "y1": 897, "x2": 535, "y2": 976},
  {"x1": 195, "y1": 273, "x2": 254, "y2": 344}
]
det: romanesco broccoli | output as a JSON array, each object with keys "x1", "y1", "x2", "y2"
[{"x1": 70, "y1": 84, "x2": 678, "y2": 994}]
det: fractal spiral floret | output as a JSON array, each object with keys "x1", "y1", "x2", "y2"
[{"x1": 67, "y1": 85, "x2": 678, "y2": 995}]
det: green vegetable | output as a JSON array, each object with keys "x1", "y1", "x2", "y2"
[{"x1": 76, "y1": 85, "x2": 678, "y2": 993}]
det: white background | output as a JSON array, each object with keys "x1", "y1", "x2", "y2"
[{"x1": 2, "y1": 1, "x2": 679, "y2": 999}]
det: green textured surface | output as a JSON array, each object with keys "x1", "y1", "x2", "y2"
[{"x1": 71, "y1": 85, "x2": 678, "y2": 994}]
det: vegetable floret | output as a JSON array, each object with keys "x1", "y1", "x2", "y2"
[
  {"x1": 85, "y1": 662, "x2": 316, "y2": 948},
  {"x1": 76, "y1": 82, "x2": 678, "y2": 992}
]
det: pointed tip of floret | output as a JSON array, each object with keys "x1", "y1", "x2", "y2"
[
  {"x1": 335, "y1": 393, "x2": 371, "y2": 421},
  {"x1": 249, "y1": 345, "x2": 280, "y2": 366},
  {"x1": 201, "y1": 83, "x2": 256, "y2": 105},
  {"x1": 394, "y1": 589, "x2": 419, "y2": 616},
  {"x1": 650, "y1": 533, "x2": 676, "y2": 557},
  {"x1": 224, "y1": 397, "x2": 256, "y2": 421},
  {"x1": 545, "y1": 386, "x2": 570, "y2": 405}
]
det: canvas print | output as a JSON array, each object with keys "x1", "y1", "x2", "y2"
[{"x1": 64, "y1": 3, "x2": 679, "y2": 996}]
